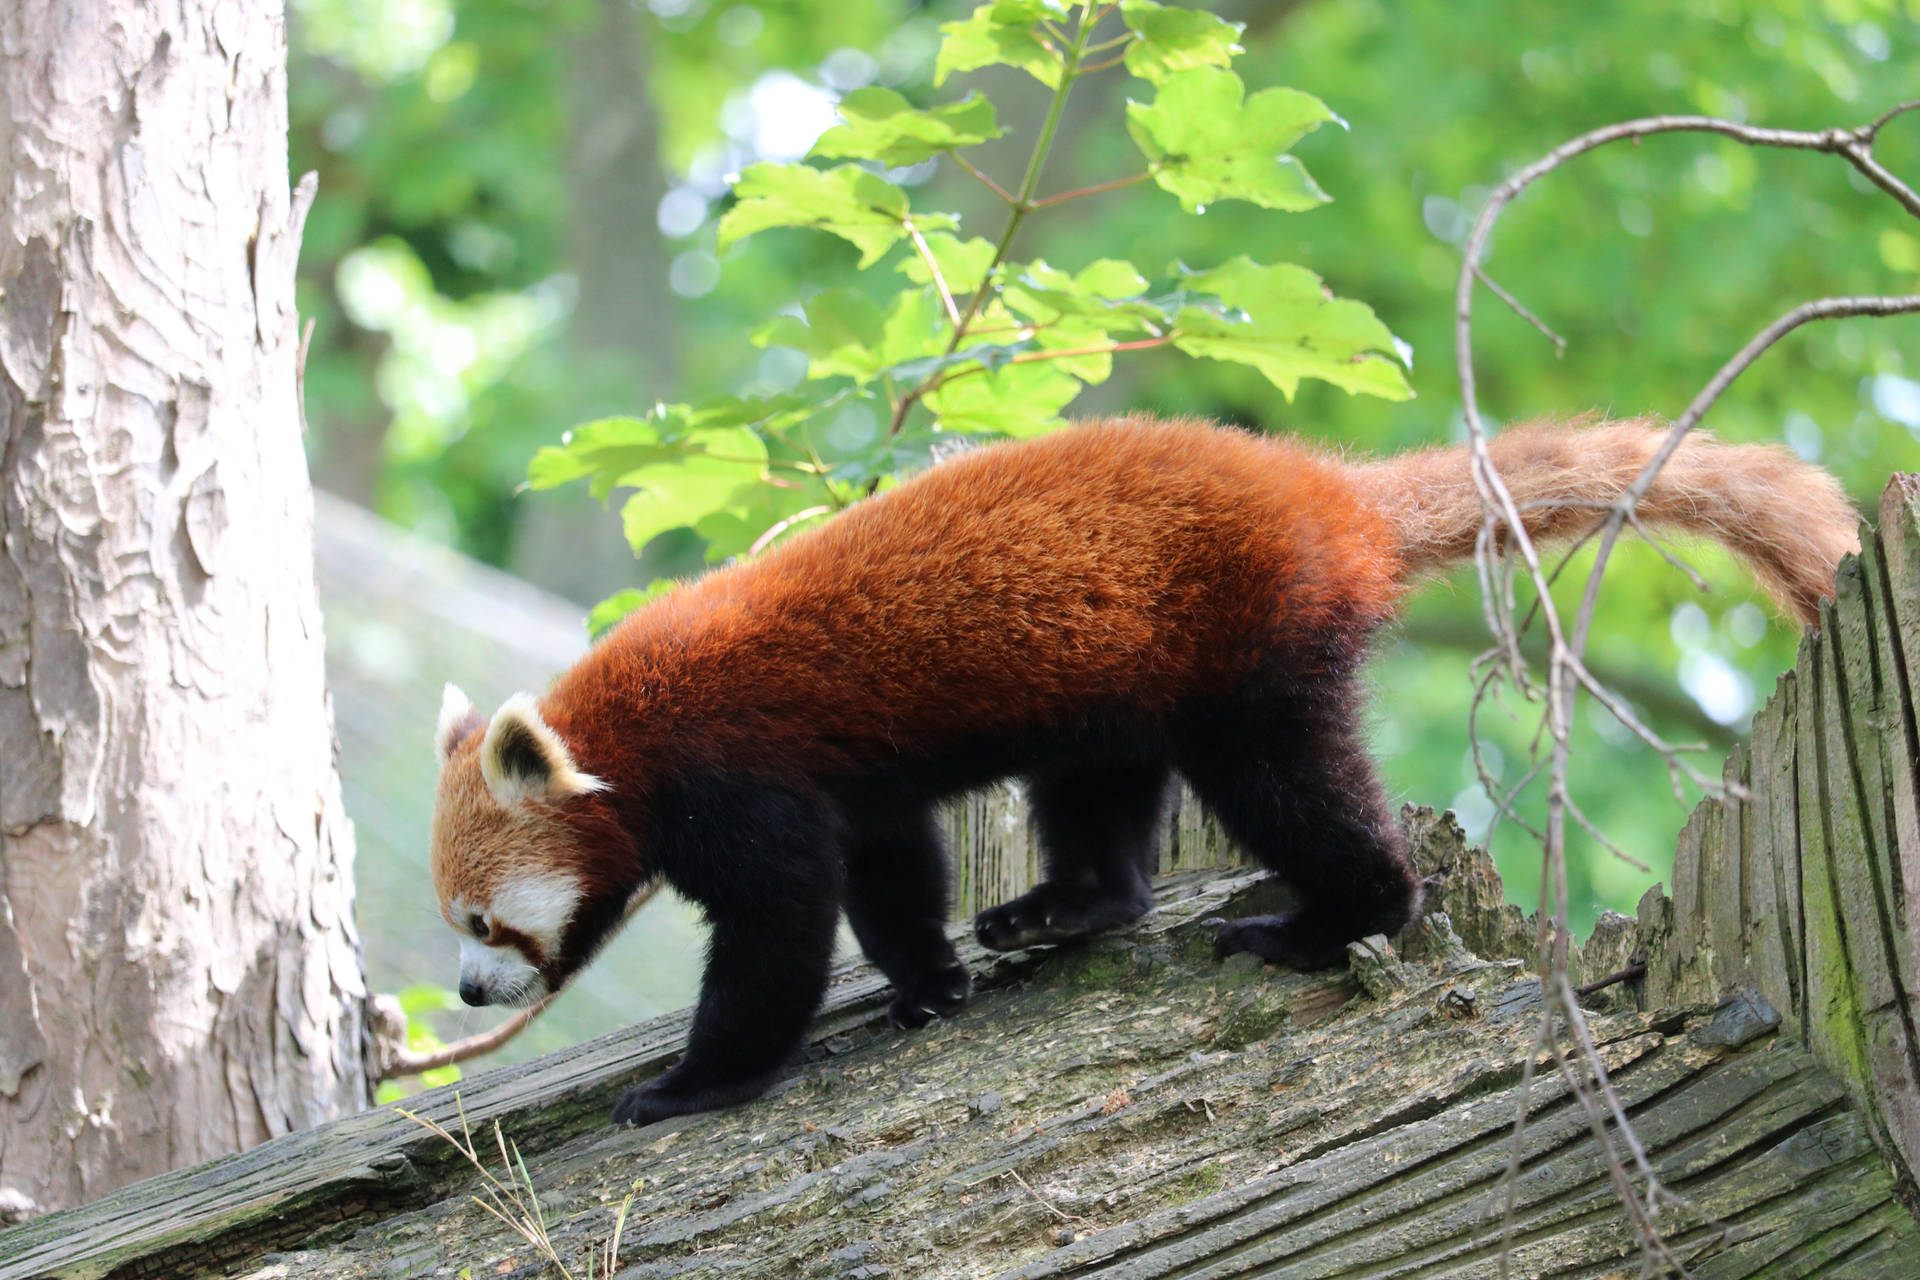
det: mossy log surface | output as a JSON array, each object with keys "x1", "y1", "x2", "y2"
[
  {"x1": 5, "y1": 821, "x2": 1917, "y2": 1280},
  {"x1": 3, "y1": 476, "x2": 1918, "y2": 1280}
]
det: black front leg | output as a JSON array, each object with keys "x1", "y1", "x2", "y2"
[{"x1": 614, "y1": 778, "x2": 843, "y2": 1127}]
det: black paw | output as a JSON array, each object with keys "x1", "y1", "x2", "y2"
[
  {"x1": 1211, "y1": 913, "x2": 1351, "y2": 970},
  {"x1": 974, "y1": 882, "x2": 1151, "y2": 952},
  {"x1": 888, "y1": 960, "x2": 971, "y2": 1030},
  {"x1": 612, "y1": 1081, "x2": 689, "y2": 1128},
  {"x1": 610, "y1": 1067, "x2": 773, "y2": 1127}
]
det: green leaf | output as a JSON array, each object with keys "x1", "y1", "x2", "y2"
[
  {"x1": 669, "y1": 393, "x2": 826, "y2": 437},
  {"x1": 1001, "y1": 260, "x2": 1168, "y2": 382},
  {"x1": 1073, "y1": 259, "x2": 1155, "y2": 298},
  {"x1": 752, "y1": 289, "x2": 940, "y2": 382},
  {"x1": 1126, "y1": 69, "x2": 1339, "y2": 213},
  {"x1": 811, "y1": 88, "x2": 1004, "y2": 167},
  {"x1": 923, "y1": 360, "x2": 1081, "y2": 436},
  {"x1": 753, "y1": 292, "x2": 886, "y2": 377},
  {"x1": 717, "y1": 163, "x2": 953, "y2": 267},
  {"x1": 1120, "y1": 0, "x2": 1244, "y2": 84},
  {"x1": 935, "y1": 0, "x2": 1069, "y2": 89},
  {"x1": 529, "y1": 397, "x2": 815, "y2": 500},
  {"x1": 527, "y1": 416, "x2": 677, "y2": 498},
  {"x1": 587, "y1": 581, "x2": 675, "y2": 639},
  {"x1": 990, "y1": 257, "x2": 1167, "y2": 378},
  {"x1": 823, "y1": 426, "x2": 989, "y2": 490},
  {"x1": 1169, "y1": 257, "x2": 1413, "y2": 401},
  {"x1": 693, "y1": 477, "x2": 839, "y2": 562},
  {"x1": 881, "y1": 339, "x2": 1037, "y2": 387},
  {"x1": 617, "y1": 423, "x2": 770, "y2": 552},
  {"x1": 896, "y1": 233, "x2": 998, "y2": 295},
  {"x1": 1003, "y1": 259, "x2": 1164, "y2": 330}
]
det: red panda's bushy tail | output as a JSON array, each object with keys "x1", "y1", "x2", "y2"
[{"x1": 1350, "y1": 417, "x2": 1860, "y2": 625}]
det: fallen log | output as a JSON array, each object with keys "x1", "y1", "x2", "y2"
[{"x1": 3, "y1": 477, "x2": 1917, "y2": 1280}]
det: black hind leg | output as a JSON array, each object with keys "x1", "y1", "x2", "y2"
[
  {"x1": 1175, "y1": 680, "x2": 1420, "y2": 970},
  {"x1": 974, "y1": 760, "x2": 1171, "y2": 951},
  {"x1": 844, "y1": 805, "x2": 970, "y2": 1029}
]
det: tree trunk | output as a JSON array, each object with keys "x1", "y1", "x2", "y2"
[{"x1": 0, "y1": 0, "x2": 369, "y2": 1218}]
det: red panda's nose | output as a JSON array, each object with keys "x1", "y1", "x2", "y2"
[{"x1": 458, "y1": 977, "x2": 487, "y2": 1006}]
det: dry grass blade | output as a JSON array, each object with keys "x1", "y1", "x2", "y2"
[{"x1": 396, "y1": 1097, "x2": 636, "y2": 1280}]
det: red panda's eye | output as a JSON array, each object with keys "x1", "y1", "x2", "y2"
[{"x1": 469, "y1": 913, "x2": 491, "y2": 942}]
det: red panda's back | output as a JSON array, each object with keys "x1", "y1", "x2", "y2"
[{"x1": 553, "y1": 417, "x2": 1404, "y2": 774}]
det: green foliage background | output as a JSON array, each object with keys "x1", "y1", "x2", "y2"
[{"x1": 289, "y1": 0, "x2": 1920, "y2": 1051}]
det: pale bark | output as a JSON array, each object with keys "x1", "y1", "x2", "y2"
[{"x1": 0, "y1": 0, "x2": 369, "y2": 1216}]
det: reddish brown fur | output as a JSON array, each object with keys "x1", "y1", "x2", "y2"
[
  {"x1": 451, "y1": 414, "x2": 1860, "y2": 905},
  {"x1": 431, "y1": 413, "x2": 1860, "y2": 1125},
  {"x1": 1353, "y1": 416, "x2": 1859, "y2": 624},
  {"x1": 531, "y1": 415, "x2": 1854, "y2": 820},
  {"x1": 431, "y1": 739, "x2": 637, "y2": 980},
  {"x1": 537, "y1": 416, "x2": 1406, "y2": 806}
]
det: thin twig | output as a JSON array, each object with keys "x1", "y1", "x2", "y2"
[
  {"x1": 1008, "y1": 335, "x2": 1171, "y2": 364},
  {"x1": 379, "y1": 883, "x2": 660, "y2": 1079},
  {"x1": 1861, "y1": 96, "x2": 1920, "y2": 142},
  {"x1": 749, "y1": 504, "x2": 835, "y2": 556},
  {"x1": 1575, "y1": 962, "x2": 1648, "y2": 998},
  {"x1": 385, "y1": 997, "x2": 556, "y2": 1077},
  {"x1": 1029, "y1": 169, "x2": 1154, "y2": 209},
  {"x1": 950, "y1": 152, "x2": 1016, "y2": 205},
  {"x1": 1006, "y1": 1169, "x2": 1089, "y2": 1225},
  {"x1": 1472, "y1": 263, "x2": 1566, "y2": 354},
  {"x1": 884, "y1": 3, "x2": 1100, "y2": 454},
  {"x1": 1074, "y1": 52, "x2": 1129, "y2": 76},
  {"x1": 905, "y1": 216, "x2": 964, "y2": 326}
]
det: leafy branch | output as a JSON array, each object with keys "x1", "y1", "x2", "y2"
[{"x1": 531, "y1": 0, "x2": 1412, "y2": 633}]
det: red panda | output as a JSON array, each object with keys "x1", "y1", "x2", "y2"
[{"x1": 429, "y1": 415, "x2": 1858, "y2": 1127}]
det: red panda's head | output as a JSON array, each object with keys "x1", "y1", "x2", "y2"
[{"x1": 429, "y1": 685, "x2": 642, "y2": 1007}]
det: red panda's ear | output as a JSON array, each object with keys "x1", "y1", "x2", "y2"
[
  {"x1": 437, "y1": 684, "x2": 485, "y2": 766},
  {"x1": 480, "y1": 693, "x2": 608, "y2": 805}
]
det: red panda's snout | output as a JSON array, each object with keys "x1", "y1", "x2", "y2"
[{"x1": 429, "y1": 685, "x2": 641, "y2": 1007}]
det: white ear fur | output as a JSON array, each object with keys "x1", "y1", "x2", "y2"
[
  {"x1": 479, "y1": 693, "x2": 608, "y2": 805},
  {"x1": 437, "y1": 684, "x2": 485, "y2": 765}
]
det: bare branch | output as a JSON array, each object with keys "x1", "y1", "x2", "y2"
[
  {"x1": 949, "y1": 151, "x2": 1016, "y2": 205},
  {"x1": 1575, "y1": 961, "x2": 1648, "y2": 998},
  {"x1": 749, "y1": 505, "x2": 836, "y2": 556},
  {"x1": 382, "y1": 997, "x2": 555, "y2": 1078},
  {"x1": 1029, "y1": 169, "x2": 1153, "y2": 209},
  {"x1": 377, "y1": 883, "x2": 661, "y2": 1079},
  {"x1": 1472, "y1": 263, "x2": 1566, "y2": 354},
  {"x1": 1668, "y1": 294, "x2": 1920, "y2": 443},
  {"x1": 1860, "y1": 97, "x2": 1920, "y2": 143},
  {"x1": 1454, "y1": 96, "x2": 1919, "y2": 1276}
]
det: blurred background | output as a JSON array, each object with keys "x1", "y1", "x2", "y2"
[{"x1": 284, "y1": 0, "x2": 1920, "y2": 1068}]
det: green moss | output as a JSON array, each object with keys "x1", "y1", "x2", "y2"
[{"x1": 1175, "y1": 1162, "x2": 1227, "y2": 1203}]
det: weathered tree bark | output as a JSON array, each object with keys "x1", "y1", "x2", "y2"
[
  {"x1": 0, "y1": 0, "x2": 369, "y2": 1217},
  {"x1": 1587, "y1": 474, "x2": 1920, "y2": 1199}
]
